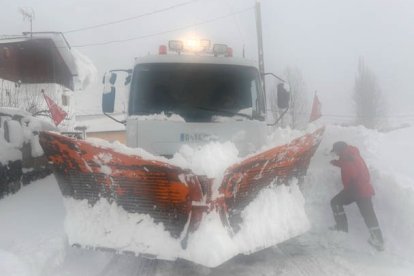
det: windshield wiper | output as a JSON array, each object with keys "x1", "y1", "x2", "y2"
[
  {"x1": 191, "y1": 106, "x2": 252, "y2": 119},
  {"x1": 103, "y1": 113, "x2": 126, "y2": 125}
]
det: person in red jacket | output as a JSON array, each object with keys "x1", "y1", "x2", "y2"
[{"x1": 330, "y1": 141, "x2": 384, "y2": 251}]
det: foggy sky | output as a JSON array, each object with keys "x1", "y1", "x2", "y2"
[{"x1": 1, "y1": 0, "x2": 414, "y2": 121}]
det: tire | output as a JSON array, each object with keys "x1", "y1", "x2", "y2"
[
  {"x1": 8, "y1": 180, "x2": 21, "y2": 194},
  {"x1": 0, "y1": 160, "x2": 23, "y2": 197}
]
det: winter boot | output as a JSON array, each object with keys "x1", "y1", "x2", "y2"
[
  {"x1": 331, "y1": 211, "x2": 348, "y2": 232},
  {"x1": 368, "y1": 227, "x2": 384, "y2": 251}
]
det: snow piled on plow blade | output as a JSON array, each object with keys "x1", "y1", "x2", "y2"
[
  {"x1": 63, "y1": 180, "x2": 309, "y2": 268},
  {"x1": 38, "y1": 126, "x2": 323, "y2": 267}
]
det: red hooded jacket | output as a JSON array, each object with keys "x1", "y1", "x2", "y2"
[{"x1": 331, "y1": 145, "x2": 374, "y2": 198}]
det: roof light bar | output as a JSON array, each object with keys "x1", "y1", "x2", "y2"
[
  {"x1": 168, "y1": 40, "x2": 184, "y2": 53},
  {"x1": 226, "y1": 47, "x2": 233, "y2": 57},
  {"x1": 165, "y1": 40, "x2": 232, "y2": 56},
  {"x1": 200, "y1": 39, "x2": 211, "y2": 51},
  {"x1": 159, "y1": 45, "x2": 167, "y2": 55},
  {"x1": 213, "y1": 44, "x2": 228, "y2": 56}
]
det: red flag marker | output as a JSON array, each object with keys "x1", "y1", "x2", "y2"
[
  {"x1": 42, "y1": 90, "x2": 67, "y2": 126},
  {"x1": 309, "y1": 93, "x2": 322, "y2": 122}
]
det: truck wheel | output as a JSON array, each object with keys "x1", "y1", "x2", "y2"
[
  {"x1": 5, "y1": 160, "x2": 23, "y2": 195},
  {"x1": 8, "y1": 180, "x2": 21, "y2": 194}
]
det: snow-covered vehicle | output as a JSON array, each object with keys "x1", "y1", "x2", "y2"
[
  {"x1": 0, "y1": 107, "x2": 56, "y2": 197},
  {"x1": 39, "y1": 40, "x2": 324, "y2": 267},
  {"x1": 0, "y1": 32, "x2": 82, "y2": 197}
]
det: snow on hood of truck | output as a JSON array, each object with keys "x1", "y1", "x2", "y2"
[{"x1": 129, "y1": 112, "x2": 185, "y2": 122}]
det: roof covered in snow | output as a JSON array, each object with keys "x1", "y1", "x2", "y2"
[{"x1": 0, "y1": 32, "x2": 78, "y2": 90}]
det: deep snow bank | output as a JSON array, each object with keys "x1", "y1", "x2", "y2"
[
  {"x1": 64, "y1": 180, "x2": 309, "y2": 267},
  {"x1": 303, "y1": 125, "x2": 414, "y2": 261}
]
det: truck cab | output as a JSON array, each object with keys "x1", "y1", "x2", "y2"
[{"x1": 103, "y1": 40, "x2": 276, "y2": 157}]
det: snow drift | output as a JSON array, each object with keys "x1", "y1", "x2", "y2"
[
  {"x1": 63, "y1": 180, "x2": 308, "y2": 267},
  {"x1": 303, "y1": 125, "x2": 414, "y2": 261},
  {"x1": 1, "y1": 125, "x2": 414, "y2": 275}
]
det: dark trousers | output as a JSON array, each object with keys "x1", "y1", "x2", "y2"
[{"x1": 330, "y1": 189, "x2": 383, "y2": 244}]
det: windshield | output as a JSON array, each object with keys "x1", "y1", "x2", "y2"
[{"x1": 128, "y1": 63, "x2": 265, "y2": 122}]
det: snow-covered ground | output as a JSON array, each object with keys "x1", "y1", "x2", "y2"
[{"x1": 1, "y1": 125, "x2": 414, "y2": 275}]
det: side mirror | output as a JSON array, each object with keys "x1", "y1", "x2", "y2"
[
  {"x1": 124, "y1": 74, "x2": 132, "y2": 86},
  {"x1": 102, "y1": 69, "x2": 132, "y2": 113},
  {"x1": 102, "y1": 87, "x2": 116, "y2": 113},
  {"x1": 109, "y1": 72, "x2": 117, "y2": 85},
  {"x1": 102, "y1": 72, "x2": 117, "y2": 84},
  {"x1": 102, "y1": 72, "x2": 116, "y2": 113},
  {"x1": 277, "y1": 83, "x2": 290, "y2": 109},
  {"x1": 125, "y1": 69, "x2": 133, "y2": 85}
]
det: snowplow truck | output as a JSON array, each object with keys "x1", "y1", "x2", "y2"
[{"x1": 39, "y1": 40, "x2": 324, "y2": 267}]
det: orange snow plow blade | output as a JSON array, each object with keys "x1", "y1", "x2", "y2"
[
  {"x1": 39, "y1": 127, "x2": 324, "y2": 263},
  {"x1": 39, "y1": 131, "x2": 199, "y2": 237},
  {"x1": 219, "y1": 127, "x2": 325, "y2": 232}
]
